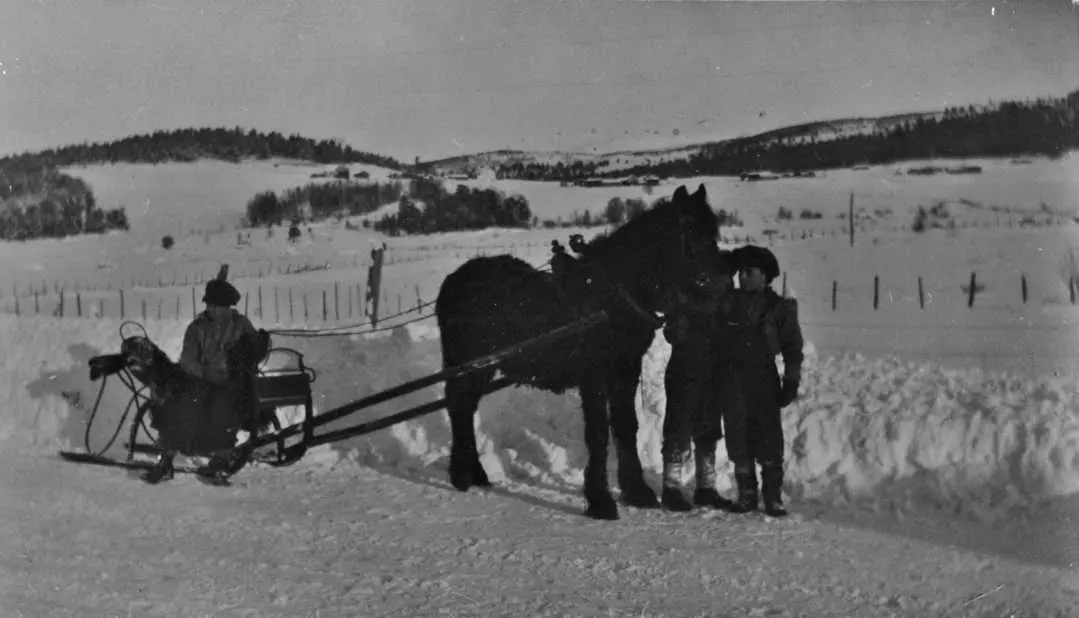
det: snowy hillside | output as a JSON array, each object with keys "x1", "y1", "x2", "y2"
[{"x1": 420, "y1": 109, "x2": 957, "y2": 176}]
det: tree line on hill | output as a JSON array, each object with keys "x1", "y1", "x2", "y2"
[
  {"x1": 0, "y1": 127, "x2": 403, "y2": 173},
  {"x1": 491, "y1": 160, "x2": 602, "y2": 181},
  {"x1": 0, "y1": 127, "x2": 403, "y2": 242},
  {"x1": 0, "y1": 168, "x2": 128, "y2": 240},
  {"x1": 613, "y1": 92, "x2": 1079, "y2": 178},
  {"x1": 244, "y1": 180, "x2": 407, "y2": 227},
  {"x1": 372, "y1": 177, "x2": 534, "y2": 235}
]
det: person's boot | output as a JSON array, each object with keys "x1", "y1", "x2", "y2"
[
  {"x1": 661, "y1": 452, "x2": 694, "y2": 512},
  {"x1": 195, "y1": 453, "x2": 233, "y2": 487},
  {"x1": 692, "y1": 444, "x2": 725, "y2": 508},
  {"x1": 726, "y1": 463, "x2": 758, "y2": 514},
  {"x1": 141, "y1": 453, "x2": 175, "y2": 485},
  {"x1": 760, "y1": 460, "x2": 788, "y2": 517}
]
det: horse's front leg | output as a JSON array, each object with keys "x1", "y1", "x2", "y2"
[
  {"x1": 608, "y1": 357, "x2": 659, "y2": 509},
  {"x1": 580, "y1": 382, "x2": 618, "y2": 520}
]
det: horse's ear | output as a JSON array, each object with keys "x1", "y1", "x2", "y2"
[
  {"x1": 694, "y1": 184, "x2": 708, "y2": 201},
  {"x1": 673, "y1": 185, "x2": 689, "y2": 201}
]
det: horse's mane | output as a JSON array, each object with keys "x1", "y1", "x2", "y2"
[{"x1": 577, "y1": 188, "x2": 718, "y2": 263}]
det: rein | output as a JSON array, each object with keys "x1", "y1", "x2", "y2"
[{"x1": 551, "y1": 237, "x2": 666, "y2": 331}]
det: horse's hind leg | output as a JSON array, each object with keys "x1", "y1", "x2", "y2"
[
  {"x1": 580, "y1": 383, "x2": 619, "y2": 520},
  {"x1": 608, "y1": 360, "x2": 659, "y2": 509},
  {"x1": 445, "y1": 372, "x2": 492, "y2": 491}
]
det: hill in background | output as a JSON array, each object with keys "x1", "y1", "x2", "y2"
[
  {"x1": 1, "y1": 88, "x2": 1076, "y2": 242},
  {"x1": 420, "y1": 90, "x2": 1079, "y2": 182}
]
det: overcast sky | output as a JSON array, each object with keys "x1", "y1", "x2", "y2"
[{"x1": 1, "y1": 0, "x2": 1076, "y2": 162}]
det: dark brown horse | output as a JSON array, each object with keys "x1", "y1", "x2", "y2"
[{"x1": 435, "y1": 184, "x2": 724, "y2": 520}]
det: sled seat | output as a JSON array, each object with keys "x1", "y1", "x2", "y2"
[{"x1": 255, "y1": 348, "x2": 315, "y2": 412}]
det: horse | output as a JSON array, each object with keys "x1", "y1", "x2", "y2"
[
  {"x1": 121, "y1": 329, "x2": 271, "y2": 465},
  {"x1": 435, "y1": 184, "x2": 725, "y2": 520}
]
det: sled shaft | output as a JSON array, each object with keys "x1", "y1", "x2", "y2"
[
  {"x1": 253, "y1": 311, "x2": 606, "y2": 448},
  {"x1": 308, "y1": 375, "x2": 514, "y2": 447}
]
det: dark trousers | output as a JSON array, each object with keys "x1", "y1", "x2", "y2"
[
  {"x1": 662, "y1": 346, "x2": 722, "y2": 462},
  {"x1": 720, "y1": 368, "x2": 784, "y2": 466},
  {"x1": 152, "y1": 379, "x2": 246, "y2": 456}
]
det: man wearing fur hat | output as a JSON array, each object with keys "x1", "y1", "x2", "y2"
[
  {"x1": 716, "y1": 245, "x2": 804, "y2": 517},
  {"x1": 142, "y1": 267, "x2": 260, "y2": 485},
  {"x1": 178, "y1": 274, "x2": 257, "y2": 387}
]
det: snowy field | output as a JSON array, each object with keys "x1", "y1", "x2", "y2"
[
  {"x1": 12, "y1": 311, "x2": 1079, "y2": 524},
  {"x1": 2, "y1": 154, "x2": 1079, "y2": 615}
]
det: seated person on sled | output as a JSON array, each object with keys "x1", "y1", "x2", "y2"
[{"x1": 142, "y1": 270, "x2": 265, "y2": 485}]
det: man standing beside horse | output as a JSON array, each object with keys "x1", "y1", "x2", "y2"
[
  {"x1": 661, "y1": 244, "x2": 804, "y2": 517},
  {"x1": 660, "y1": 249, "x2": 736, "y2": 511},
  {"x1": 714, "y1": 245, "x2": 804, "y2": 517}
]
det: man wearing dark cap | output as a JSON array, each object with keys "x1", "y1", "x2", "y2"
[
  {"x1": 178, "y1": 276, "x2": 257, "y2": 387},
  {"x1": 142, "y1": 267, "x2": 259, "y2": 485},
  {"x1": 715, "y1": 244, "x2": 804, "y2": 517}
]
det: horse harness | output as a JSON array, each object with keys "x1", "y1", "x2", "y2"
[{"x1": 550, "y1": 238, "x2": 665, "y2": 330}]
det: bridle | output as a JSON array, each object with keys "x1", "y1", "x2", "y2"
[{"x1": 555, "y1": 217, "x2": 713, "y2": 332}]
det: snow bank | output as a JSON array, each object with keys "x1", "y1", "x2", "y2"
[{"x1": 9, "y1": 315, "x2": 1079, "y2": 519}]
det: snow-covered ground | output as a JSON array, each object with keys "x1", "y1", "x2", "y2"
[
  {"x1": 4, "y1": 154, "x2": 1079, "y2": 614},
  {"x1": 12, "y1": 312, "x2": 1079, "y2": 523},
  {"x1": 5, "y1": 313, "x2": 1079, "y2": 615}
]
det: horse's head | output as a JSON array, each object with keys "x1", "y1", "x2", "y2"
[{"x1": 584, "y1": 183, "x2": 724, "y2": 320}]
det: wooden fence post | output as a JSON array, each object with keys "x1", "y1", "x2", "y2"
[
  {"x1": 289, "y1": 288, "x2": 295, "y2": 323},
  {"x1": 359, "y1": 282, "x2": 366, "y2": 320},
  {"x1": 76, "y1": 292, "x2": 82, "y2": 318},
  {"x1": 349, "y1": 283, "x2": 354, "y2": 319},
  {"x1": 304, "y1": 291, "x2": 309, "y2": 321},
  {"x1": 848, "y1": 192, "x2": 855, "y2": 247},
  {"x1": 141, "y1": 298, "x2": 147, "y2": 320},
  {"x1": 243, "y1": 292, "x2": 249, "y2": 316},
  {"x1": 322, "y1": 289, "x2": 328, "y2": 322},
  {"x1": 34, "y1": 290, "x2": 39, "y2": 315},
  {"x1": 191, "y1": 287, "x2": 196, "y2": 318},
  {"x1": 99, "y1": 298, "x2": 104, "y2": 318},
  {"x1": 1071, "y1": 276, "x2": 1077, "y2": 305},
  {"x1": 781, "y1": 272, "x2": 787, "y2": 298},
  {"x1": 1021, "y1": 274, "x2": 1028, "y2": 304},
  {"x1": 120, "y1": 289, "x2": 126, "y2": 319},
  {"x1": 274, "y1": 286, "x2": 279, "y2": 324},
  {"x1": 831, "y1": 280, "x2": 837, "y2": 311},
  {"x1": 967, "y1": 272, "x2": 977, "y2": 309},
  {"x1": 918, "y1": 276, "x2": 925, "y2": 310},
  {"x1": 415, "y1": 285, "x2": 422, "y2": 313},
  {"x1": 873, "y1": 275, "x2": 879, "y2": 310},
  {"x1": 258, "y1": 285, "x2": 264, "y2": 320},
  {"x1": 175, "y1": 296, "x2": 181, "y2": 320}
]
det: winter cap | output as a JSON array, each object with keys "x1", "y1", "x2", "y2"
[{"x1": 732, "y1": 245, "x2": 780, "y2": 281}]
